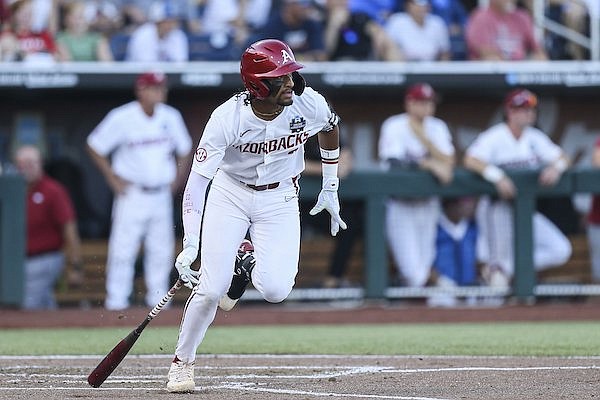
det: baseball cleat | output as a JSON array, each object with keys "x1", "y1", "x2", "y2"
[
  {"x1": 219, "y1": 239, "x2": 255, "y2": 311},
  {"x1": 167, "y1": 359, "x2": 195, "y2": 393}
]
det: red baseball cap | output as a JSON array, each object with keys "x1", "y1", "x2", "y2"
[
  {"x1": 504, "y1": 88, "x2": 538, "y2": 109},
  {"x1": 136, "y1": 72, "x2": 167, "y2": 88},
  {"x1": 405, "y1": 83, "x2": 436, "y2": 102}
]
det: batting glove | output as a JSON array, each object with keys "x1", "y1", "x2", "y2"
[
  {"x1": 309, "y1": 177, "x2": 348, "y2": 236},
  {"x1": 175, "y1": 234, "x2": 201, "y2": 289}
]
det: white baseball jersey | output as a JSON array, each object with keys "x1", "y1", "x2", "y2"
[
  {"x1": 88, "y1": 101, "x2": 192, "y2": 187},
  {"x1": 191, "y1": 87, "x2": 338, "y2": 185},
  {"x1": 378, "y1": 113, "x2": 455, "y2": 165},
  {"x1": 377, "y1": 113, "x2": 454, "y2": 287},
  {"x1": 466, "y1": 122, "x2": 563, "y2": 167},
  {"x1": 468, "y1": 122, "x2": 571, "y2": 278}
]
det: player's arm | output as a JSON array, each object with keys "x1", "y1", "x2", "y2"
[
  {"x1": 86, "y1": 144, "x2": 129, "y2": 195},
  {"x1": 464, "y1": 154, "x2": 515, "y2": 199},
  {"x1": 309, "y1": 125, "x2": 348, "y2": 236},
  {"x1": 63, "y1": 220, "x2": 84, "y2": 287},
  {"x1": 539, "y1": 153, "x2": 570, "y2": 186},
  {"x1": 175, "y1": 171, "x2": 211, "y2": 288}
]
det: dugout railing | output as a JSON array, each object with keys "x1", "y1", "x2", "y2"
[
  {"x1": 2, "y1": 168, "x2": 600, "y2": 306},
  {"x1": 247, "y1": 167, "x2": 600, "y2": 303}
]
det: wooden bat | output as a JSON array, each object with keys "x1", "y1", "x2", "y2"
[{"x1": 87, "y1": 279, "x2": 183, "y2": 387}]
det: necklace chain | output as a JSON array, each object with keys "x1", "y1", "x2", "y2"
[{"x1": 251, "y1": 104, "x2": 283, "y2": 118}]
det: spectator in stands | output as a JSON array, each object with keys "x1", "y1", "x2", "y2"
[
  {"x1": 465, "y1": 0, "x2": 548, "y2": 61},
  {"x1": 397, "y1": 0, "x2": 468, "y2": 59},
  {"x1": 378, "y1": 83, "x2": 455, "y2": 288},
  {"x1": 14, "y1": 145, "x2": 83, "y2": 310},
  {"x1": 78, "y1": 0, "x2": 123, "y2": 36},
  {"x1": 385, "y1": 0, "x2": 451, "y2": 61},
  {"x1": 186, "y1": 0, "x2": 268, "y2": 61},
  {"x1": 56, "y1": 2, "x2": 113, "y2": 61},
  {"x1": 463, "y1": 88, "x2": 571, "y2": 289},
  {"x1": 252, "y1": 0, "x2": 327, "y2": 61},
  {"x1": 535, "y1": 0, "x2": 591, "y2": 60},
  {"x1": 125, "y1": 0, "x2": 188, "y2": 62},
  {"x1": 0, "y1": 0, "x2": 66, "y2": 63},
  {"x1": 428, "y1": 196, "x2": 479, "y2": 307},
  {"x1": 585, "y1": 137, "x2": 600, "y2": 283},
  {"x1": 301, "y1": 133, "x2": 363, "y2": 289},
  {"x1": 324, "y1": 0, "x2": 402, "y2": 61}
]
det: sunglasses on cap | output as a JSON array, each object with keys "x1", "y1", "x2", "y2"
[{"x1": 506, "y1": 89, "x2": 538, "y2": 109}]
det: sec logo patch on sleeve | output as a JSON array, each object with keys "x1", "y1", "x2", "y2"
[{"x1": 195, "y1": 148, "x2": 207, "y2": 162}]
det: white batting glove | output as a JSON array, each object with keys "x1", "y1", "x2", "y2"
[
  {"x1": 175, "y1": 234, "x2": 201, "y2": 289},
  {"x1": 309, "y1": 177, "x2": 348, "y2": 236}
]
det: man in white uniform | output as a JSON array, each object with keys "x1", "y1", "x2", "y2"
[
  {"x1": 378, "y1": 83, "x2": 455, "y2": 288},
  {"x1": 87, "y1": 72, "x2": 192, "y2": 310},
  {"x1": 464, "y1": 88, "x2": 572, "y2": 287},
  {"x1": 166, "y1": 39, "x2": 347, "y2": 393}
]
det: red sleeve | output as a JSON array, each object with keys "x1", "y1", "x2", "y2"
[{"x1": 40, "y1": 31, "x2": 57, "y2": 53}]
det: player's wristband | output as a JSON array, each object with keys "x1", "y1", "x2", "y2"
[
  {"x1": 482, "y1": 165, "x2": 505, "y2": 184},
  {"x1": 553, "y1": 158, "x2": 568, "y2": 173},
  {"x1": 320, "y1": 147, "x2": 340, "y2": 162}
]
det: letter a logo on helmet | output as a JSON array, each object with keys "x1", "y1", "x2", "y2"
[
  {"x1": 240, "y1": 39, "x2": 304, "y2": 99},
  {"x1": 281, "y1": 49, "x2": 293, "y2": 64}
]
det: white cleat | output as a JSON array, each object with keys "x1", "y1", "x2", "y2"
[{"x1": 167, "y1": 360, "x2": 195, "y2": 393}]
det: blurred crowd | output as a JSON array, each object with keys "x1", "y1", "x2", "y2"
[{"x1": 0, "y1": 0, "x2": 597, "y2": 65}]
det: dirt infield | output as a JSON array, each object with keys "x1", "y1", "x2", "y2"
[
  {"x1": 1, "y1": 354, "x2": 599, "y2": 400},
  {"x1": 2, "y1": 301, "x2": 600, "y2": 399}
]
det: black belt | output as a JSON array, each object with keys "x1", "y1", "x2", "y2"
[
  {"x1": 246, "y1": 182, "x2": 280, "y2": 191},
  {"x1": 140, "y1": 185, "x2": 167, "y2": 193}
]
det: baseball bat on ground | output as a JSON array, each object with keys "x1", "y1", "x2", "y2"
[{"x1": 87, "y1": 279, "x2": 184, "y2": 388}]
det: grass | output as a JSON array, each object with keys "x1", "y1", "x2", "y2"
[{"x1": 1, "y1": 322, "x2": 600, "y2": 356}]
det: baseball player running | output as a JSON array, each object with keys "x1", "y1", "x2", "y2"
[
  {"x1": 166, "y1": 38, "x2": 347, "y2": 393},
  {"x1": 378, "y1": 83, "x2": 455, "y2": 287},
  {"x1": 464, "y1": 88, "x2": 572, "y2": 287},
  {"x1": 87, "y1": 72, "x2": 192, "y2": 310}
]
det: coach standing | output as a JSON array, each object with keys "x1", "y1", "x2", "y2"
[
  {"x1": 15, "y1": 145, "x2": 83, "y2": 310},
  {"x1": 87, "y1": 72, "x2": 192, "y2": 311}
]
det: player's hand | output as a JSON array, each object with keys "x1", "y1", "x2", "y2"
[
  {"x1": 175, "y1": 246, "x2": 200, "y2": 289},
  {"x1": 309, "y1": 177, "x2": 348, "y2": 236},
  {"x1": 538, "y1": 165, "x2": 562, "y2": 186},
  {"x1": 496, "y1": 176, "x2": 516, "y2": 199}
]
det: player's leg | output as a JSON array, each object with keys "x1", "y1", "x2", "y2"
[
  {"x1": 248, "y1": 187, "x2": 300, "y2": 303},
  {"x1": 484, "y1": 200, "x2": 514, "y2": 279},
  {"x1": 587, "y1": 223, "x2": 600, "y2": 282},
  {"x1": 170, "y1": 175, "x2": 250, "y2": 376},
  {"x1": 105, "y1": 191, "x2": 145, "y2": 310},
  {"x1": 414, "y1": 199, "x2": 441, "y2": 286},
  {"x1": 385, "y1": 200, "x2": 428, "y2": 287},
  {"x1": 143, "y1": 191, "x2": 174, "y2": 306},
  {"x1": 532, "y1": 212, "x2": 572, "y2": 271}
]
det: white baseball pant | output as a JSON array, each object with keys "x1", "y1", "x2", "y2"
[
  {"x1": 174, "y1": 170, "x2": 300, "y2": 363},
  {"x1": 477, "y1": 198, "x2": 572, "y2": 277},
  {"x1": 385, "y1": 198, "x2": 440, "y2": 287},
  {"x1": 105, "y1": 186, "x2": 174, "y2": 310}
]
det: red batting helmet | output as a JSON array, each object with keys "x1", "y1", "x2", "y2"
[{"x1": 240, "y1": 39, "x2": 304, "y2": 99}]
